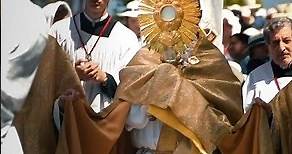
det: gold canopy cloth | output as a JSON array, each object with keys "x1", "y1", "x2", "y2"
[
  {"x1": 218, "y1": 81, "x2": 292, "y2": 154},
  {"x1": 13, "y1": 37, "x2": 131, "y2": 154},
  {"x1": 115, "y1": 39, "x2": 243, "y2": 153}
]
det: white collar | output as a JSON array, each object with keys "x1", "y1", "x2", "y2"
[{"x1": 83, "y1": 12, "x2": 109, "y2": 26}]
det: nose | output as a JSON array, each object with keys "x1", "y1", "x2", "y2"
[{"x1": 279, "y1": 41, "x2": 286, "y2": 53}]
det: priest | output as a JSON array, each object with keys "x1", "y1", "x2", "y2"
[
  {"x1": 242, "y1": 17, "x2": 292, "y2": 113},
  {"x1": 114, "y1": 0, "x2": 243, "y2": 152},
  {"x1": 49, "y1": 0, "x2": 140, "y2": 115}
]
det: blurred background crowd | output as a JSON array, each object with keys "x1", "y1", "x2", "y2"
[{"x1": 222, "y1": 1, "x2": 292, "y2": 77}]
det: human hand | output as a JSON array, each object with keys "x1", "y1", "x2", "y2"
[
  {"x1": 75, "y1": 59, "x2": 108, "y2": 84},
  {"x1": 75, "y1": 59, "x2": 91, "y2": 80},
  {"x1": 58, "y1": 88, "x2": 80, "y2": 111},
  {"x1": 91, "y1": 65, "x2": 108, "y2": 84}
]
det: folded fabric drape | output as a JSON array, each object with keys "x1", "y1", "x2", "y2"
[
  {"x1": 219, "y1": 81, "x2": 292, "y2": 154},
  {"x1": 13, "y1": 37, "x2": 131, "y2": 154},
  {"x1": 115, "y1": 39, "x2": 243, "y2": 153}
]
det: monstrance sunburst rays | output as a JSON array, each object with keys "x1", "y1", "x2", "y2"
[{"x1": 138, "y1": 0, "x2": 201, "y2": 55}]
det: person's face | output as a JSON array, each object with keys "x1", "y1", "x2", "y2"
[
  {"x1": 251, "y1": 44, "x2": 269, "y2": 60},
  {"x1": 127, "y1": 17, "x2": 141, "y2": 38},
  {"x1": 228, "y1": 36, "x2": 248, "y2": 61},
  {"x1": 268, "y1": 26, "x2": 292, "y2": 68},
  {"x1": 85, "y1": 0, "x2": 109, "y2": 15},
  {"x1": 241, "y1": 16, "x2": 251, "y2": 26},
  {"x1": 223, "y1": 19, "x2": 232, "y2": 44}
]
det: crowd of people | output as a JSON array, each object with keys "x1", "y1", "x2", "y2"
[
  {"x1": 1, "y1": 0, "x2": 292, "y2": 153},
  {"x1": 223, "y1": 3, "x2": 292, "y2": 76}
]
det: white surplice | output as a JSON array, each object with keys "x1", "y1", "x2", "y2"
[
  {"x1": 242, "y1": 61, "x2": 292, "y2": 113},
  {"x1": 126, "y1": 105, "x2": 162, "y2": 151},
  {"x1": 49, "y1": 13, "x2": 140, "y2": 113}
]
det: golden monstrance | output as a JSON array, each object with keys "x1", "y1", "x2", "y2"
[{"x1": 138, "y1": 0, "x2": 202, "y2": 64}]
